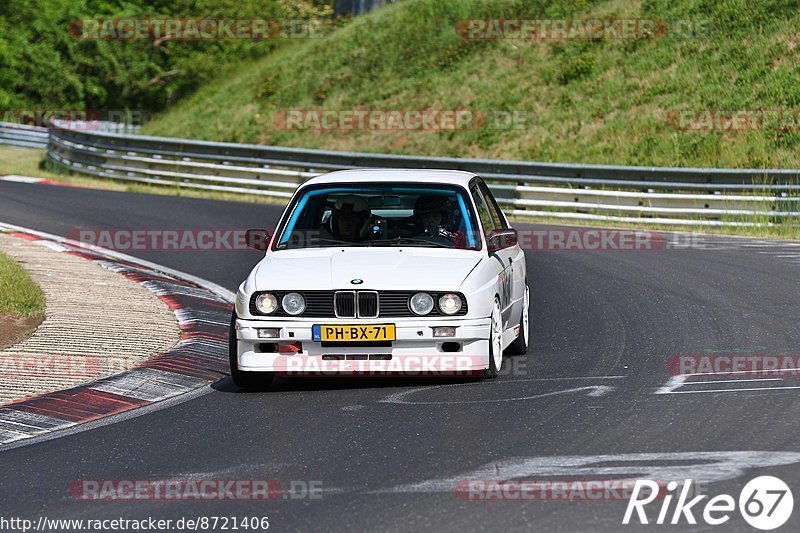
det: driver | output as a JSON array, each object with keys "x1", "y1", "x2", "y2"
[
  {"x1": 328, "y1": 194, "x2": 371, "y2": 242},
  {"x1": 413, "y1": 195, "x2": 454, "y2": 239}
]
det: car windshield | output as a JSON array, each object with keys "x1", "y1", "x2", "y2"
[{"x1": 274, "y1": 183, "x2": 480, "y2": 250}]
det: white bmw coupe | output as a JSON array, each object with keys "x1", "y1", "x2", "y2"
[{"x1": 230, "y1": 169, "x2": 528, "y2": 387}]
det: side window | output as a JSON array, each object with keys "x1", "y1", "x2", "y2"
[
  {"x1": 471, "y1": 185, "x2": 495, "y2": 234},
  {"x1": 478, "y1": 181, "x2": 508, "y2": 229}
]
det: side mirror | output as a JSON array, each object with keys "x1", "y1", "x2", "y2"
[
  {"x1": 486, "y1": 228, "x2": 517, "y2": 253},
  {"x1": 245, "y1": 229, "x2": 272, "y2": 251}
]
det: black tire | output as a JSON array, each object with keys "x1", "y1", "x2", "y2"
[
  {"x1": 229, "y1": 311, "x2": 275, "y2": 389},
  {"x1": 481, "y1": 298, "x2": 502, "y2": 379},
  {"x1": 483, "y1": 346, "x2": 499, "y2": 378},
  {"x1": 505, "y1": 283, "x2": 529, "y2": 356}
]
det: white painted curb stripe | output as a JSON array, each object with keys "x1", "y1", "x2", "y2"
[
  {"x1": 0, "y1": 175, "x2": 45, "y2": 184},
  {"x1": 0, "y1": 220, "x2": 234, "y2": 450},
  {"x1": 0, "y1": 221, "x2": 234, "y2": 302}
]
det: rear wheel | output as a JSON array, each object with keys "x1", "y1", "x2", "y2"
[
  {"x1": 505, "y1": 283, "x2": 529, "y2": 356},
  {"x1": 482, "y1": 297, "x2": 503, "y2": 378},
  {"x1": 229, "y1": 311, "x2": 275, "y2": 389}
]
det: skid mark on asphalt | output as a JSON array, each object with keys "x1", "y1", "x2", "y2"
[
  {"x1": 205, "y1": 452, "x2": 800, "y2": 499},
  {"x1": 686, "y1": 236, "x2": 800, "y2": 266},
  {"x1": 372, "y1": 451, "x2": 800, "y2": 495},
  {"x1": 655, "y1": 371, "x2": 800, "y2": 395},
  {"x1": 380, "y1": 376, "x2": 623, "y2": 405}
]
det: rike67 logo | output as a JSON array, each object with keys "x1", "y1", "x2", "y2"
[{"x1": 623, "y1": 476, "x2": 793, "y2": 530}]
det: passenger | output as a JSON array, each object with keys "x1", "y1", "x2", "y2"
[{"x1": 328, "y1": 195, "x2": 371, "y2": 242}]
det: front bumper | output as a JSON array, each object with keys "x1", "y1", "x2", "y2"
[{"x1": 235, "y1": 317, "x2": 491, "y2": 374}]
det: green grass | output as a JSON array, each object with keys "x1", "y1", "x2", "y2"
[
  {"x1": 0, "y1": 250, "x2": 45, "y2": 317},
  {"x1": 141, "y1": 0, "x2": 800, "y2": 169}
]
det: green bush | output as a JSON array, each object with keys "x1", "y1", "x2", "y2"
[{"x1": 0, "y1": 0, "x2": 331, "y2": 112}]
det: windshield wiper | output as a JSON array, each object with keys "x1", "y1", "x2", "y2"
[
  {"x1": 276, "y1": 238, "x2": 369, "y2": 249},
  {"x1": 367, "y1": 237, "x2": 452, "y2": 248},
  {"x1": 313, "y1": 238, "x2": 369, "y2": 247}
]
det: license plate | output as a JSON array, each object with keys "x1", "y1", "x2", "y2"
[{"x1": 312, "y1": 324, "x2": 396, "y2": 342}]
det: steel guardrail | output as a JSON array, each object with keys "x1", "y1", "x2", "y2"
[
  {"x1": 21, "y1": 122, "x2": 800, "y2": 226},
  {"x1": 0, "y1": 123, "x2": 49, "y2": 148}
]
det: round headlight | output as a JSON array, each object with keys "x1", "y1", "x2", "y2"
[
  {"x1": 281, "y1": 292, "x2": 306, "y2": 316},
  {"x1": 254, "y1": 293, "x2": 278, "y2": 314},
  {"x1": 409, "y1": 292, "x2": 434, "y2": 315},
  {"x1": 439, "y1": 293, "x2": 463, "y2": 315}
]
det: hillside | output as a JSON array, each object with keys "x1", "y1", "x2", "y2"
[
  {"x1": 141, "y1": 0, "x2": 800, "y2": 169},
  {"x1": 0, "y1": 0, "x2": 330, "y2": 112}
]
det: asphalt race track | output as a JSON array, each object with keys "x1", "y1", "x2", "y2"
[{"x1": 2, "y1": 180, "x2": 800, "y2": 531}]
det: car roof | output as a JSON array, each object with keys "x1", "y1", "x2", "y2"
[{"x1": 302, "y1": 169, "x2": 478, "y2": 188}]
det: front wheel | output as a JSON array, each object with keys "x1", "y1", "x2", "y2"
[
  {"x1": 482, "y1": 297, "x2": 503, "y2": 378},
  {"x1": 229, "y1": 311, "x2": 275, "y2": 389},
  {"x1": 505, "y1": 283, "x2": 529, "y2": 356}
]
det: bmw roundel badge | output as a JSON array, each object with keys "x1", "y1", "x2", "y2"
[{"x1": 351, "y1": 279, "x2": 363, "y2": 285}]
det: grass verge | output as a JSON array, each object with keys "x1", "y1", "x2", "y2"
[{"x1": 0, "y1": 249, "x2": 45, "y2": 317}]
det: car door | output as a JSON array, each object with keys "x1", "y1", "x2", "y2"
[
  {"x1": 470, "y1": 180, "x2": 515, "y2": 328},
  {"x1": 477, "y1": 180, "x2": 525, "y2": 327}
]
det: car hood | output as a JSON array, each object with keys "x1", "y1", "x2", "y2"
[{"x1": 249, "y1": 247, "x2": 482, "y2": 292}]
